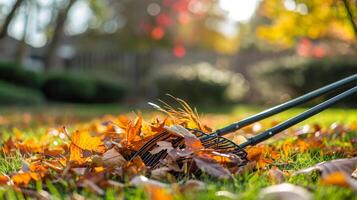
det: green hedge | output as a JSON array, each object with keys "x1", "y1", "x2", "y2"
[
  {"x1": 42, "y1": 74, "x2": 127, "y2": 103},
  {"x1": 154, "y1": 62, "x2": 249, "y2": 104},
  {"x1": 0, "y1": 62, "x2": 43, "y2": 89},
  {"x1": 251, "y1": 56, "x2": 357, "y2": 106},
  {"x1": 0, "y1": 81, "x2": 45, "y2": 105},
  {"x1": 0, "y1": 61, "x2": 127, "y2": 104}
]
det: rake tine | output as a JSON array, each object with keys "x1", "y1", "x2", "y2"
[{"x1": 131, "y1": 75, "x2": 356, "y2": 170}]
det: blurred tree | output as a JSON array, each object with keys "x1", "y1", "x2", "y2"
[
  {"x1": 44, "y1": 0, "x2": 77, "y2": 71},
  {"x1": 14, "y1": 0, "x2": 31, "y2": 64},
  {"x1": 0, "y1": 0, "x2": 24, "y2": 40},
  {"x1": 84, "y1": 0, "x2": 240, "y2": 54},
  {"x1": 256, "y1": 0, "x2": 357, "y2": 48}
]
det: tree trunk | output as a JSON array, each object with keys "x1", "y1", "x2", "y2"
[
  {"x1": 15, "y1": 1, "x2": 31, "y2": 65},
  {"x1": 43, "y1": 0, "x2": 76, "y2": 71},
  {"x1": 0, "y1": 0, "x2": 24, "y2": 40},
  {"x1": 342, "y1": 0, "x2": 357, "y2": 40}
]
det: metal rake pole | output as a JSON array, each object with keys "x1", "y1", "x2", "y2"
[
  {"x1": 239, "y1": 86, "x2": 357, "y2": 148},
  {"x1": 211, "y1": 74, "x2": 357, "y2": 137}
]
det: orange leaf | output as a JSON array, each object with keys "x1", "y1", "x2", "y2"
[
  {"x1": 126, "y1": 116, "x2": 143, "y2": 146},
  {"x1": 320, "y1": 172, "x2": 349, "y2": 187},
  {"x1": 0, "y1": 175, "x2": 9, "y2": 185},
  {"x1": 145, "y1": 184, "x2": 173, "y2": 200},
  {"x1": 12, "y1": 172, "x2": 40, "y2": 186},
  {"x1": 69, "y1": 130, "x2": 106, "y2": 164}
]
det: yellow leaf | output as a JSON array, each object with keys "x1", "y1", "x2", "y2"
[{"x1": 69, "y1": 130, "x2": 106, "y2": 164}]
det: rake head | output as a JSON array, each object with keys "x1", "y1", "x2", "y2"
[{"x1": 130, "y1": 128, "x2": 248, "y2": 169}]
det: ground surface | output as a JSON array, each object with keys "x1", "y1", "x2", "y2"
[{"x1": 0, "y1": 104, "x2": 356, "y2": 199}]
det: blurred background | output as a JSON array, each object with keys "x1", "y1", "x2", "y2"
[{"x1": 0, "y1": 0, "x2": 356, "y2": 108}]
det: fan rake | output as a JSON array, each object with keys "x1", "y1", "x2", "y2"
[{"x1": 130, "y1": 74, "x2": 357, "y2": 169}]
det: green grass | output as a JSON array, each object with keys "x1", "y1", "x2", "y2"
[
  {"x1": 0, "y1": 152, "x2": 22, "y2": 174},
  {"x1": 0, "y1": 104, "x2": 356, "y2": 199}
]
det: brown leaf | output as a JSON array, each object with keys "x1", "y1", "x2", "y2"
[
  {"x1": 149, "y1": 141, "x2": 174, "y2": 155},
  {"x1": 165, "y1": 125, "x2": 203, "y2": 151},
  {"x1": 259, "y1": 183, "x2": 312, "y2": 200},
  {"x1": 102, "y1": 148, "x2": 127, "y2": 167},
  {"x1": 294, "y1": 157, "x2": 357, "y2": 177},
  {"x1": 151, "y1": 167, "x2": 172, "y2": 180},
  {"x1": 179, "y1": 180, "x2": 206, "y2": 193},
  {"x1": 124, "y1": 157, "x2": 147, "y2": 178},
  {"x1": 268, "y1": 167, "x2": 286, "y2": 184},
  {"x1": 193, "y1": 157, "x2": 232, "y2": 179}
]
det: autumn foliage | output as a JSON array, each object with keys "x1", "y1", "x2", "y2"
[{"x1": 0, "y1": 101, "x2": 356, "y2": 198}]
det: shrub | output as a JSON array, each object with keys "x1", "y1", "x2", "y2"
[
  {"x1": 0, "y1": 81, "x2": 45, "y2": 105},
  {"x1": 154, "y1": 62, "x2": 249, "y2": 104},
  {"x1": 42, "y1": 73, "x2": 127, "y2": 103},
  {"x1": 92, "y1": 79, "x2": 127, "y2": 103},
  {"x1": 251, "y1": 56, "x2": 357, "y2": 106},
  {"x1": 0, "y1": 62, "x2": 43, "y2": 89}
]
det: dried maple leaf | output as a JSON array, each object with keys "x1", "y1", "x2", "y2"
[
  {"x1": 12, "y1": 172, "x2": 41, "y2": 187},
  {"x1": 165, "y1": 125, "x2": 203, "y2": 151},
  {"x1": 69, "y1": 130, "x2": 106, "y2": 164},
  {"x1": 294, "y1": 157, "x2": 357, "y2": 177},
  {"x1": 193, "y1": 157, "x2": 232, "y2": 179},
  {"x1": 101, "y1": 148, "x2": 127, "y2": 167},
  {"x1": 124, "y1": 157, "x2": 147, "y2": 178},
  {"x1": 125, "y1": 116, "x2": 143, "y2": 146},
  {"x1": 246, "y1": 146, "x2": 276, "y2": 169},
  {"x1": 150, "y1": 141, "x2": 174, "y2": 155}
]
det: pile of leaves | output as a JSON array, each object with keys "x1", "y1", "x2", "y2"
[{"x1": 0, "y1": 100, "x2": 356, "y2": 199}]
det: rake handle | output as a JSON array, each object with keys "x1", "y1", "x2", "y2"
[
  {"x1": 238, "y1": 86, "x2": 357, "y2": 148},
  {"x1": 214, "y1": 74, "x2": 357, "y2": 137}
]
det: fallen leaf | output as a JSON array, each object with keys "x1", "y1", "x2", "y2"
[
  {"x1": 193, "y1": 157, "x2": 232, "y2": 179},
  {"x1": 268, "y1": 167, "x2": 286, "y2": 184},
  {"x1": 12, "y1": 172, "x2": 40, "y2": 187},
  {"x1": 69, "y1": 130, "x2": 106, "y2": 164},
  {"x1": 294, "y1": 157, "x2": 357, "y2": 177},
  {"x1": 102, "y1": 148, "x2": 127, "y2": 167},
  {"x1": 232, "y1": 135, "x2": 247, "y2": 145},
  {"x1": 259, "y1": 183, "x2": 312, "y2": 200},
  {"x1": 124, "y1": 157, "x2": 147, "y2": 178},
  {"x1": 320, "y1": 172, "x2": 357, "y2": 191},
  {"x1": 151, "y1": 167, "x2": 172, "y2": 180},
  {"x1": 130, "y1": 175, "x2": 172, "y2": 200},
  {"x1": 0, "y1": 175, "x2": 9, "y2": 185},
  {"x1": 150, "y1": 141, "x2": 174, "y2": 155},
  {"x1": 165, "y1": 125, "x2": 203, "y2": 151},
  {"x1": 179, "y1": 180, "x2": 206, "y2": 193}
]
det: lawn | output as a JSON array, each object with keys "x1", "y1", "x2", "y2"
[{"x1": 0, "y1": 103, "x2": 356, "y2": 200}]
